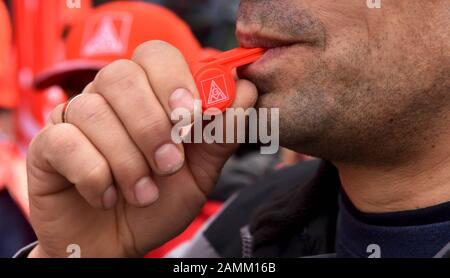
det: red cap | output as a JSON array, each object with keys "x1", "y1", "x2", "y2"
[{"x1": 34, "y1": 1, "x2": 202, "y2": 90}]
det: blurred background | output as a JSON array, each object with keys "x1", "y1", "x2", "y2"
[{"x1": 0, "y1": 0, "x2": 301, "y2": 258}]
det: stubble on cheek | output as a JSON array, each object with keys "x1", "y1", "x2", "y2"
[{"x1": 237, "y1": 0, "x2": 328, "y2": 46}]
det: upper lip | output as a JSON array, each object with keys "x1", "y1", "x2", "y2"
[{"x1": 236, "y1": 29, "x2": 302, "y2": 49}]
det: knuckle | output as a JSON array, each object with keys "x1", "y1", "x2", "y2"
[
  {"x1": 28, "y1": 127, "x2": 47, "y2": 154},
  {"x1": 114, "y1": 151, "x2": 147, "y2": 184},
  {"x1": 76, "y1": 160, "x2": 110, "y2": 206},
  {"x1": 70, "y1": 94, "x2": 110, "y2": 124},
  {"x1": 80, "y1": 159, "x2": 109, "y2": 188},
  {"x1": 81, "y1": 81, "x2": 96, "y2": 94},
  {"x1": 28, "y1": 127, "x2": 52, "y2": 164},
  {"x1": 45, "y1": 125, "x2": 81, "y2": 158},
  {"x1": 95, "y1": 59, "x2": 142, "y2": 89},
  {"x1": 134, "y1": 114, "x2": 171, "y2": 145},
  {"x1": 49, "y1": 103, "x2": 65, "y2": 124},
  {"x1": 133, "y1": 40, "x2": 181, "y2": 61}
]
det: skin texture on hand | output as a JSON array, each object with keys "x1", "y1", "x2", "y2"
[{"x1": 27, "y1": 41, "x2": 257, "y2": 258}]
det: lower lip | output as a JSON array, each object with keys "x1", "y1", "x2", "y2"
[{"x1": 250, "y1": 44, "x2": 296, "y2": 67}]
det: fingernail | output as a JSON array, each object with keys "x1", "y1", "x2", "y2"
[
  {"x1": 154, "y1": 143, "x2": 184, "y2": 174},
  {"x1": 169, "y1": 88, "x2": 194, "y2": 112},
  {"x1": 134, "y1": 177, "x2": 159, "y2": 207},
  {"x1": 102, "y1": 186, "x2": 118, "y2": 210}
]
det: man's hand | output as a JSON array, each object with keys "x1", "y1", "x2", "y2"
[{"x1": 26, "y1": 41, "x2": 257, "y2": 258}]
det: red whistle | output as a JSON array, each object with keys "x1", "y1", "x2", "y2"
[{"x1": 190, "y1": 48, "x2": 265, "y2": 112}]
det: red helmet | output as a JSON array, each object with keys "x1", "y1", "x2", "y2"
[{"x1": 34, "y1": 1, "x2": 203, "y2": 90}]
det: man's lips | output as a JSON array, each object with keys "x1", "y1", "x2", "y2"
[
  {"x1": 236, "y1": 30, "x2": 306, "y2": 73},
  {"x1": 236, "y1": 30, "x2": 315, "y2": 69},
  {"x1": 236, "y1": 30, "x2": 299, "y2": 49},
  {"x1": 235, "y1": 30, "x2": 316, "y2": 95}
]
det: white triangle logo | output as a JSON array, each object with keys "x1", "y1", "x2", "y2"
[
  {"x1": 207, "y1": 80, "x2": 228, "y2": 105},
  {"x1": 82, "y1": 16, "x2": 126, "y2": 56}
]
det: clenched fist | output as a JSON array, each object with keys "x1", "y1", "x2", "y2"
[{"x1": 26, "y1": 41, "x2": 257, "y2": 258}]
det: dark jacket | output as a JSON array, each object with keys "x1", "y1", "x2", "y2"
[{"x1": 182, "y1": 160, "x2": 450, "y2": 258}]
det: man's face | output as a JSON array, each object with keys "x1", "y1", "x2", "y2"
[{"x1": 237, "y1": 0, "x2": 450, "y2": 166}]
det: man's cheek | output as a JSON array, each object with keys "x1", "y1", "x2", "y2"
[
  {"x1": 309, "y1": 1, "x2": 368, "y2": 32},
  {"x1": 321, "y1": 37, "x2": 370, "y2": 80}
]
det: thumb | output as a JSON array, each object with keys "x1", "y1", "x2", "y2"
[
  {"x1": 184, "y1": 79, "x2": 258, "y2": 193},
  {"x1": 231, "y1": 79, "x2": 259, "y2": 110}
]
